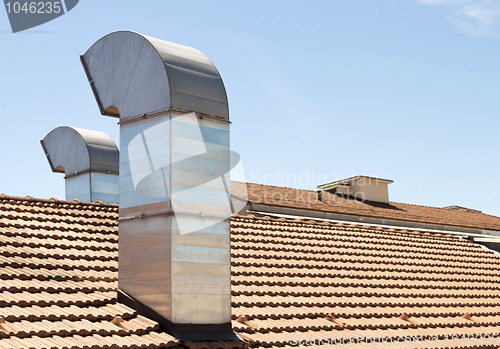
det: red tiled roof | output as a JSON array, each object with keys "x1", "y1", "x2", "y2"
[
  {"x1": 231, "y1": 215, "x2": 500, "y2": 348},
  {"x1": 238, "y1": 182, "x2": 500, "y2": 231},
  {"x1": 2, "y1": 192, "x2": 500, "y2": 348},
  {"x1": 0, "y1": 195, "x2": 178, "y2": 349}
]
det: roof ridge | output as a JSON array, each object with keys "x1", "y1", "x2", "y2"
[
  {"x1": 237, "y1": 181, "x2": 310, "y2": 192},
  {"x1": 232, "y1": 213, "x2": 368, "y2": 229},
  {"x1": 0, "y1": 193, "x2": 118, "y2": 208},
  {"x1": 393, "y1": 200, "x2": 487, "y2": 215},
  {"x1": 230, "y1": 213, "x2": 461, "y2": 240},
  {"x1": 242, "y1": 181, "x2": 495, "y2": 218}
]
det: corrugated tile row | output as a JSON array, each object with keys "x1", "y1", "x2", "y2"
[
  {"x1": 231, "y1": 262, "x2": 500, "y2": 284},
  {"x1": 231, "y1": 229, "x2": 488, "y2": 258},
  {"x1": 0, "y1": 254, "x2": 117, "y2": 272},
  {"x1": 240, "y1": 324, "x2": 500, "y2": 348},
  {"x1": 232, "y1": 255, "x2": 499, "y2": 276},
  {"x1": 0, "y1": 197, "x2": 117, "y2": 218},
  {"x1": 0, "y1": 233, "x2": 117, "y2": 251},
  {"x1": 0, "y1": 303, "x2": 136, "y2": 323},
  {"x1": 184, "y1": 340, "x2": 250, "y2": 349},
  {"x1": 0, "y1": 332, "x2": 178, "y2": 349},
  {"x1": 232, "y1": 284, "x2": 500, "y2": 299},
  {"x1": 0, "y1": 218, "x2": 117, "y2": 234},
  {"x1": 231, "y1": 273, "x2": 500, "y2": 292},
  {"x1": 235, "y1": 304, "x2": 500, "y2": 320},
  {"x1": 0, "y1": 226, "x2": 117, "y2": 244},
  {"x1": 232, "y1": 258, "x2": 500, "y2": 278},
  {"x1": 0, "y1": 290, "x2": 115, "y2": 307},
  {"x1": 232, "y1": 230, "x2": 494, "y2": 262}
]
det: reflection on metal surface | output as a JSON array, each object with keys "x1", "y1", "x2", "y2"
[
  {"x1": 41, "y1": 126, "x2": 119, "y2": 203},
  {"x1": 118, "y1": 111, "x2": 232, "y2": 324},
  {"x1": 82, "y1": 32, "x2": 234, "y2": 327}
]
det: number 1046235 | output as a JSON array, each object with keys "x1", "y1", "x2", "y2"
[{"x1": 5, "y1": 1, "x2": 62, "y2": 14}]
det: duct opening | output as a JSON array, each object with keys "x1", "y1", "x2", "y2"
[
  {"x1": 104, "y1": 106, "x2": 120, "y2": 118},
  {"x1": 53, "y1": 165, "x2": 65, "y2": 173}
]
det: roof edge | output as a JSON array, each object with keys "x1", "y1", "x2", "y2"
[{"x1": 0, "y1": 193, "x2": 118, "y2": 207}]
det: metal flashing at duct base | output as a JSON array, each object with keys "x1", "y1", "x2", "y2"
[
  {"x1": 117, "y1": 289, "x2": 240, "y2": 343},
  {"x1": 41, "y1": 126, "x2": 119, "y2": 203}
]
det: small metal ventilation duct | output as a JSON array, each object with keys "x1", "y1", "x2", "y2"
[
  {"x1": 41, "y1": 126, "x2": 119, "y2": 203},
  {"x1": 82, "y1": 31, "x2": 235, "y2": 341}
]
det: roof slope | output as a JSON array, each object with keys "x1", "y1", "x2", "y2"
[
  {"x1": 2, "y1": 194, "x2": 500, "y2": 348},
  {"x1": 238, "y1": 182, "x2": 500, "y2": 231},
  {"x1": 231, "y1": 215, "x2": 500, "y2": 348},
  {"x1": 0, "y1": 195, "x2": 178, "y2": 349}
]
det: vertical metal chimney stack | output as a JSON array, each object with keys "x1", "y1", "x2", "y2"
[
  {"x1": 81, "y1": 31, "x2": 234, "y2": 340},
  {"x1": 41, "y1": 126, "x2": 119, "y2": 203}
]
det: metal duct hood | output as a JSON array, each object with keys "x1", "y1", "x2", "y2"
[
  {"x1": 81, "y1": 30, "x2": 229, "y2": 121},
  {"x1": 41, "y1": 126, "x2": 119, "y2": 203}
]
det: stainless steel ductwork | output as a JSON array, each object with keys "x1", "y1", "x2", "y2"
[
  {"x1": 41, "y1": 126, "x2": 119, "y2": 203},
  {"x1": 81, "y1": 31, "x2": 234, "y2": 339}
]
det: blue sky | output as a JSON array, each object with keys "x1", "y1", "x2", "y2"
[{"x1": 1, "y1": 0, "x2": 500, "y2": 215}]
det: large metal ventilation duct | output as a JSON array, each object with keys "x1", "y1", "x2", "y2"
[
  {"x1": 41, "y1": 126, "x2": 119, "y2": 203},
  {"x1": 81, "y1": 31, "x2": 235, "y2": 341}
]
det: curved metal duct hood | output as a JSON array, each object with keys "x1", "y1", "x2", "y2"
[
  {"x1": 81, "y1": 30, "x2": 229, "y2": 122},
  {"x1": 41, "y1": 126, "x2": 119, "y2": 203}
]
